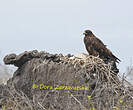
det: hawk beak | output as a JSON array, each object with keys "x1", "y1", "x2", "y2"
[{"x1": 83, "y1": 32, "x2": 86, "y2": 35}]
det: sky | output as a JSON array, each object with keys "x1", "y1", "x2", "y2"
[{"x1": 0, "y1": 0, "x2": 133, "y2": 73}]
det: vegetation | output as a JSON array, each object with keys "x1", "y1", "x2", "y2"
[{"x1": 0, "y1": 51, "x2": 133, "y2": 110}]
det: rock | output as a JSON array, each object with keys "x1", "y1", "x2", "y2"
[
  {"x1": 1, "y1": 50, "x2": 133, "y2": 110},
  {"x1": 3, "y1": 50, "x2": 40, "y2": 67},
  {"x1": 3, "y1": 54, "x2": 16, "y2": 65}
]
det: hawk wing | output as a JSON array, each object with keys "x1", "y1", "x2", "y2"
[{"x1": 84, "y1": 36, "x2": 120, "y2": 63}]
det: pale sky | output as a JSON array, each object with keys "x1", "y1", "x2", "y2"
[{"x1": 0, "y1": 0, "x2": 133, "y2": 73}]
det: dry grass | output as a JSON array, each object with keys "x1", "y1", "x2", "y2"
[{"x1": 0, "y1": 55, "x2": 133, "y2": 110}]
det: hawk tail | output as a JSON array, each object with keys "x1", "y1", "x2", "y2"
[{"x1": 112, "y1": 54, "x2": 121, "y2": 63}]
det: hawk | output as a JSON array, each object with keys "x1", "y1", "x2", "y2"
[{"x1": 83, "y1": 30, "x2": 120, "y2": 63}]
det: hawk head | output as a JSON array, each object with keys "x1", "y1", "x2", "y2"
[{"x1": 83, "y1": 30, "x2": 93, "y2": 36}]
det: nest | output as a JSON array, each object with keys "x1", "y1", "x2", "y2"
[{"x1": 61, "y1": 55, "x2": 119, "y2": 84}]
